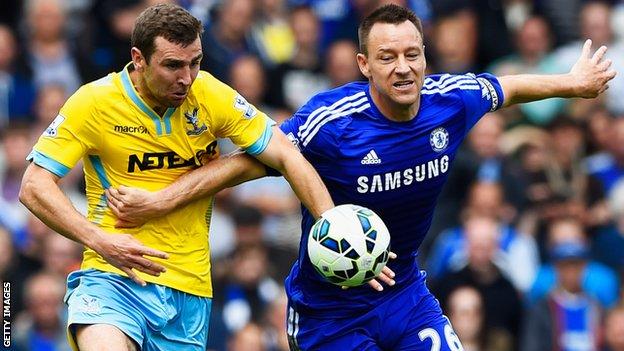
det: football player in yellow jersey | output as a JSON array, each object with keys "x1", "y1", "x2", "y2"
[{"x1": 19, "y1": 4, "x2": 333, "y2": 351}]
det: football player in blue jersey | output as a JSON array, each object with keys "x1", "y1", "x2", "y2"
[{"x1": 106, "y1": 4, "x2": 616, "y2": 350}]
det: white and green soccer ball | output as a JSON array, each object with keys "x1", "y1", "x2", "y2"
[{"x1": 307, "y1": 204, "x2": 391, "y2": 287}]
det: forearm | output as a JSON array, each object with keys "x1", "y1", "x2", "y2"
[
  {"x1": 19, "y1": 165, "x2": 104, "y2": 249},
  {"x1": 158, "y1": 151, "x2": 268, "y2": 210},
  {"x1": 500, "y1": 74, "x2": 579, "y2": 107},
  {"x1": 276, "y1": 152, "x2": 334, "y2": 219}
]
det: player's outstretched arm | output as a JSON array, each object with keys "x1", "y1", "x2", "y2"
[
  {"x1": 253, "y1": 126, "x2": 334, "y2": 218},
  {"x1": 499, "y1": 39, "x2": 617, "y2": 108},
  {"x1": 20, "y1": 163, "x2": 168, "y2": 286},
  {"x1": 106, "y1": 150, "x2": 268, "y2": 228}
]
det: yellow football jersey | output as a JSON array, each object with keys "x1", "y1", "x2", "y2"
[{"x1": 28, "y1": 64, "x2": 275, "y2": 297}]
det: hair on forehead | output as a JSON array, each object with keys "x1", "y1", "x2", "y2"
[
  {"x1": 358, "y1": 4, "x2": 423, "y2": 56},
  {"x1": 131, "y1": 3, "x2": 203, "y2": 63}
]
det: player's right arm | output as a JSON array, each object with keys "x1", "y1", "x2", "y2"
[{"x1": 19, "y1": 85, "x2": 168, "y2": 286}]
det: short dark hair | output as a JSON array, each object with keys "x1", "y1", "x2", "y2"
[
  {"x1": 131, "y1": 3, "x2": 203, "y2": 63},
  {"x1": 358, "y1": 4, "x2": 423, "y2": 56}
]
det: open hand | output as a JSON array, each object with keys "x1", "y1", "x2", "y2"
[
  {"x1": 106, "y1": 186, "x2": 165, "y2": 228},
  {"x1": 92, "y1": 233, "x2": 169, "y2": 286},
  {"x1": 342, "y1": 251, "x2": 398, "y2": 291},
  {"x1": 570, "y1": 39, "x2": 617, "y2": 98}
]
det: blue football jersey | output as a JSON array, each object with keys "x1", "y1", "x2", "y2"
[{"x1": 281, "y1": 73, "x2": 504, "y2": 318}]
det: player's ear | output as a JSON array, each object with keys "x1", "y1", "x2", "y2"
[
  {"x1": 357, "y1": 53, "x2": 371, "y2": 79},
  {"x1": 130, "y1": 47, "x2": 145, "y2": 71}
]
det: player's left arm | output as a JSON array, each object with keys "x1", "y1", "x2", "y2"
[
  {"x1": 253, "y1": 126, "x2": 334, "y2": 219},
  {"x1": 499, "y1": 39, "x2": 616, "y2": 108}
]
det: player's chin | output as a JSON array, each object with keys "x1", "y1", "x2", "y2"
[
  {"x1": 391, "y1": 91, "x2": 420, "y2": 106},
  {"x1": 168, "y1": 94, "x2": 187, "y2": 106}
]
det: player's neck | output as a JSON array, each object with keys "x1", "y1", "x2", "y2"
[
  {"x1": 369, "y1": 87, "x2": 420, "y2": 122},
  {"x1": 129, "y1": 69, "x2": 167, "y2": 116}
]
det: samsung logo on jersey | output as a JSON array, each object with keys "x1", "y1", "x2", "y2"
[
  {"x1": 356, "y1": 155, "x2": 450, "y2": 193},
  {"x1": 114, "y1": 125, "x2": 148, "y2": 134}
]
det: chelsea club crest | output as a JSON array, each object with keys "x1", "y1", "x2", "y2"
[{"x1": 430, "y1": 127, "x2": 449, "y2": 152}]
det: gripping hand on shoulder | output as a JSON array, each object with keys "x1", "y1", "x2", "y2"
[{"x1": 570, "y1": 39, "x2": 617, "y2": 98}]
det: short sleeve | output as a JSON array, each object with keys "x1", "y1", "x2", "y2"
[
  {"x1": 206, "y1": 78, "x2": 276, "y2": 156},
  {"x1": 27, "y1": 86, "x2": 99, "y2": 177},
  {"x1": 459, "y1": 73, "x2": 505, "y2": 132},
  {"x1": 279, "y1": 98, "x2": 330, "y2": 156}
]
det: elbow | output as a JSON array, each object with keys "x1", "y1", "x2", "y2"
[
  {"x1": 19, "y1": 175, "x2": 36, "y2": 207},
  {"x1": 19, "y1": 167, "x2": 43, "y2": 208}
]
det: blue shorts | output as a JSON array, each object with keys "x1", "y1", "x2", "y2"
[
  {"x1": 64, "y1": 269, "x2": 211, "y2": 351},
  {"x1": 286, "y1": 274, "x2": 463, "y2": 350}
]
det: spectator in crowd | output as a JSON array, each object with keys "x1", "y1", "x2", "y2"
[
  {"x1": 527, "y1": 217, "x2": 619, "y2": 308},
  {"x1": 584, "y1": 106, "x2": 614, "y2": 157},
  {"x1": 521, "y1": 240, "x2": 603, "y2": 351},
  {"x1": 489, "y1": 16, "x2": 565, "y2": 126},
  {"x1": 430, "y1": 6, "x2": 479, "y2": 73},
  {"x1": 0, "y1": 225, "x2": 26, "y2": 315},
  {"x1": 232, "y1": 165, "x2": 301, "y2": 251},
  {"x1": 41, "y1": 233, "x2": 82, "y2": 278},
  {"x1": 0, "y1": 24, "x2": 36, "y2": 126},
  {"x1": 551, "y1": 1, "x2": 624, "y2": 115},
  {"x1": 266, "y1": 6, "x2": 329, "y2": 111},
  {"x1": 213, "y1": 205, "x2": 298, "y2": 281},
  {"x1": 212, "y1": 244, "x2": 281, "y2": 336},
  {"x1": 325, "y1": 39, "x2": 364, "y2": 88},
  {"x1": 229, "y1": 55, "x2": 290, "y2": 122},
  {"x1": 587, "y1": 117, "x2": 624, "y2": 196},
  {"x1": 534, "y1": 0, "x2": 582, "y2": 46},
  {"x1": 89, "y1": 0, "x2": 145, "y2": 75},
  {"x1": 208, "y1": 188, "x2": 237, "y2": 261},
  {"x1": 21, "y1": 0, "x2": 84, "y2": 94},
  {"x1": 604, "y1": 306, "x2": 624, "y2": 351},
  {"x1": 201, "y1": 0, "x2": 261, "y2": 82},
  {"x1": 227, "y1": 323, "x2": 266, "y2": 351},
  {"x1": 427, "y1": 182, "x2": 539, "y2": 292},
  {"x1": 432, "y1": 214, "x2": 523, "y2": 349},
  {"x1": 446, "y1": 285, "x2": 513, "y2": 351},
  {"x1": 251, "y1": 0, "x2": 295, "y2": 66},
  {"x1": 0, "y1": 123, "x2": 32, "y2": 244},
  {"x1": 524, "y1": 117, "x2": 609, "y2": 244},
  {"x1": 591, "y1": 179, "x2": 624, "y2": 271},
  {"x1": 263, "y1": 292, "x2": 289, "y2": 351},
  {"x1": 13, "y1": 272, "x2": 70, "y2": 351},
  {"x1": 31, "y1": 84, "x2": 66, "y2": 137}
]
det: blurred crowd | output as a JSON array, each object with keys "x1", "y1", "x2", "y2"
[{"x1": 2, "y1": 0, "x2": 624, "y2": 350}]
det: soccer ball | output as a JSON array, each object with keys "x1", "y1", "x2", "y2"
[{"x1": 307, "y1": 204, "x2": 391, "y2": 287}]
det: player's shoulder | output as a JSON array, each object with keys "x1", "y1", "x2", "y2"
[
  {"x1": 421, "y1": 73, "x2": 485, "y2": 97},
  {"x1": 75, "y1": 72, "x2": 124, "y2": 105},
  {"x1": 193, "y1": 70, "x2": 232, "y2": 96},
  {"x1": 284, "y1": 82, "x2": 370, "y2": 150},
  {"x1": 59, "y1": 73, "x2": 120, "y2": 117},
  {"x1": 299, "y1": 81, "x2": 370, "y2": 114}
]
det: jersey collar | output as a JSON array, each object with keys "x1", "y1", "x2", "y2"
[{"x1": 120, "y1": 63, "x2": 175, "y2": 136}]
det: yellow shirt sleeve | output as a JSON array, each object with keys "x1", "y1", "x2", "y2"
[
  {"x1": 203, "y1": 76, "x2": 275, "y2": 155},
  {"x1": 28, "y1": 85, "x2": 100, "y2": 177}
]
